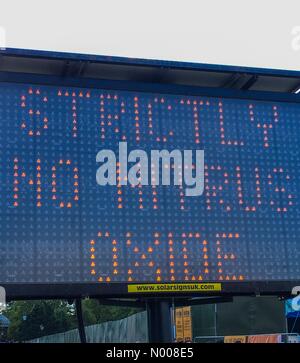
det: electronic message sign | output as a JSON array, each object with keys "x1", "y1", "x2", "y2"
[{"x1": 0, "y1": 69, "x2": 299, "y2": 297}]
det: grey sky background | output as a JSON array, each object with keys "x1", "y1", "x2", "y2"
[{"x1": 0, "y1": 0, "x2": 299, "y2": 71}]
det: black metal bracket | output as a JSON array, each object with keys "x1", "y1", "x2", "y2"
[{"x1": 75, "y1": 298, "x2": 86, "y2": 343}]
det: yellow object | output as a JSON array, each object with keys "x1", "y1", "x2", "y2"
[{"x1": 127, "y1": 283, "x2": 221, "y2": 293}]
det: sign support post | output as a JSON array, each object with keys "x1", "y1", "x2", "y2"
[
  {"x1": 146, "y1": 299, "x2": 173, "y2": 343},
  {"x1": 75, "y1": 298, "x2": 87, "y2": 343}
]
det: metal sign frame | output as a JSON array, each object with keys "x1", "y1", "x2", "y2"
[{"x1": 0, "y1": 48, "x2": 299, "y2": 300}]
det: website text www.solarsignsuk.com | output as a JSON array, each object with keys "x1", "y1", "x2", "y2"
[{"x1": 127, "y1": 283, "x2": 222, "y2": 293}]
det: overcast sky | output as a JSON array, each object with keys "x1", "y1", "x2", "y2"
[{"x1": 0, "y1": 0, "x2": 299, "y2": 71}]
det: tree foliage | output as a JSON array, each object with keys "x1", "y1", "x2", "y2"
[
  {"x1": 82, "y1": 299, "x2": 140, "y2": 326},
  {"x1": 4, "y1": 299, "x2": 141, "y2": 342},
  {"x1": 5, "y1": 300, "x2": 76, "y2": 342}
]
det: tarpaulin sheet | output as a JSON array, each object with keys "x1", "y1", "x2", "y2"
[
  {"x1": 247, "y1": 334, "x2": 281, "y2": 343},
  {"x1": 192, "y1": 296, "x2": 286, "y2": 337},
  {"x1": 224, "y1": 335, "x2": 247, "y2": 343}
]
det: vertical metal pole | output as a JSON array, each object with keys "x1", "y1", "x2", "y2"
[
  {"x1": 75, "y1": 298, "x2": 86, "y2": 343},
  {"x1": 171, "y1": 298, "x2": 176, "y2": 341},
  {"x1": 147, "y1": 299, "x2": 173, "y2": 343},
  {"x1": 214, "y1": 303, "x2": 217, "y2": 337}
]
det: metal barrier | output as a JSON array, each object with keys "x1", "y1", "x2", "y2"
[{"x1": 30, "y1": 311, "x2": 148, "y2": 343}]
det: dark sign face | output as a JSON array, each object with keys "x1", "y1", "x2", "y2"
[{"x1": 0, "y1": 81, "x2": 299, "y2": 295}]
